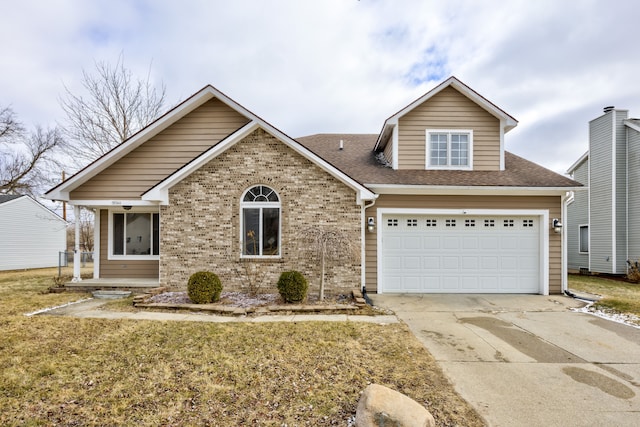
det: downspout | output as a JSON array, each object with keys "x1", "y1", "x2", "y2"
[
  {"x1": 361, "y1": 197, "x2": 377, "y2": 294},
  {"x1": 561, "y1": 192, "x2": 570, "y2": 293},
  {"x1": 72, "y1": 204, "x2": 82, "y2": 282}
]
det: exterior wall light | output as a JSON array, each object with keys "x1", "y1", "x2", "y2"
[
  {"x1": 552, "y1": 218, "x2": 562, "y2": 233},
  {"x1": 367, "y1": 217, "x2": 375, "y2": 232}
]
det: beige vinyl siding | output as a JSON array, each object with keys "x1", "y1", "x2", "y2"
[
  {"x1": 397, "y1": 86, "x2": 500, "y2": 170},
  {"x1": 383, "y1": 138, "x2": 394, "y2": 166},
  {"x1": 365, "y1": 194, "x2": 562, "y2": 294},
  {"x1": 71, "y1": 99, "x2": 250, "y2": 200},
  {"x1": 98, "y1": 209, "x2": 159, "y2": 278}
]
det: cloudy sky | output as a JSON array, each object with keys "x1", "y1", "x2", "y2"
[{"x1": 2, "y1": 0, "x2": 639, "y2": 175}]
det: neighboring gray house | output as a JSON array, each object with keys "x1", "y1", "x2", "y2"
[
  {"x1": 0, "y1": 195, "x2": 67, "y2": 271},
  {"x1": 567, "y1": 107, "x2": 640, "y2": 274}
]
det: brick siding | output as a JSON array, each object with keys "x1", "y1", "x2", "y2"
[{"x1": 160, "y1": 128, "x2": 362, "y2": 296}]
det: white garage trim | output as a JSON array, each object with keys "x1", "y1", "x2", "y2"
[{"x1": 376, "y1": 208, "x2": 549, "y2": 295}]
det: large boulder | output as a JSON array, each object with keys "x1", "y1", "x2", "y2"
[{"x1": 355, "y1": 384, "x2": 435, "y2": 427}]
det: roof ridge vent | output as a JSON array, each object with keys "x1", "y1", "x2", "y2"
[{"x1": 603, "y1": 106, "x2": 615, "y2": 113}]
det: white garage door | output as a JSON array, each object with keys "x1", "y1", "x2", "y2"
[{"x1": 381, "y1": 214, "x2": 540, "y2": 293}]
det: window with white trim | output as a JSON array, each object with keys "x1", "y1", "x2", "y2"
[
  {"x1": 426, "y1": 130, "x2": 473, "y2": 170},
  {"x1": 109, "y1": 211, "x2": 159, "y2": 259},
  {"x1": 241, "y1": 185, "x2": 280, "y2": 257},
  {"x1": 579, "y1": 225, "x2": 589, "y2": 253}
]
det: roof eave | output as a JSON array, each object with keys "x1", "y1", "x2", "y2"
[
  {"x1": 365, "y1": 184, "x2": 581, "y2": 196},
  {"x1": 567, "y1": 151, "x2": 589, "y2": 174}
]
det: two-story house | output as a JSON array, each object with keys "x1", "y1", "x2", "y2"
[
  {"x1": 567, "y1": 107, "x2": 640, "y2": 275},
  {"x1": 46, "y1": 76, "x2": 579, "y2": 295}
]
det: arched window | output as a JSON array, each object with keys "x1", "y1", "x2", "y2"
[{"x1": 241, "y1": 185, "x2": 280, "y2": 256}]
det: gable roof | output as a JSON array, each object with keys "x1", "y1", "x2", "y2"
[
  {"x1": 0, "y1": 194, "x2": 66, "y2": 223},
  {"x1": 374, "y1": 76, "x2": 518, "y2": 151},
  {"x1": 298, "y1": 134, "x2": 581, "y2": 194},
  {"x1": 45, "y1": 85, "x2": 376, "y2": 204}
]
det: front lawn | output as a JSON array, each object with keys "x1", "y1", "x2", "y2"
[
  {"x1": 568, "y1": 274, "x2": 640, "y2": 319},
  {"x1": 0, "y1": 268, "x2": 483, "y2": 426}
]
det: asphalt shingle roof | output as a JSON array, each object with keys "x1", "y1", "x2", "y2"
[{"x1": 296, "y1": 134, "x2": 581, "y2": 188}]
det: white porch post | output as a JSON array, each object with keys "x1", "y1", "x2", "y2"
[{"x1": 72, "y1": 205, "x2": 82, "y2": 282}]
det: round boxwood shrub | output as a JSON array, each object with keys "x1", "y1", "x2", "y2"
[
  {"x1": 187, "y1": 271, "x2": 222, "y2": 304},
  {"x1": 277, "y1": 271, "x2": 308, "y2": 303}
]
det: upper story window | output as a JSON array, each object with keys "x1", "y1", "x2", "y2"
[
  {"x1": 426, "y1": 130, "x2": 473, "y2": 170},
  {"x1": 109, "y1": 211, "x2": 159, "y2": 260},
  {"x1": 241, "y1": 185, "x2": 280, "y2": 257}
]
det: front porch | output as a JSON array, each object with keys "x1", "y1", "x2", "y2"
[{"x1": 64, "y1": 278, "x2": 159, "y2": 292}]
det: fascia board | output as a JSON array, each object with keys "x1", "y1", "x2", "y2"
[
  {"x1": 365, "y1": 184, "x2": 582, "y2": 196},
  {"x1": 376, "y1": 77, "x2": 517, "y2": 142},
  {"x1": 3, "y1": 195, "x2": 67, "y2": 224},
  {"x1": 567, "y1": 151, "x2": 589, "y2": 174},
  {"x1": 68, "y1": 200, "x2": 160, "y2": 208},
  {"x1": 141, "y1": 119, "x2": 377, "y2": 205},
  {"x1": 45, "y1": 86, "x2": 221, "y2": 201},
  {"x1": 624, "y1": 119, "x2": 640, "y2": 133}
]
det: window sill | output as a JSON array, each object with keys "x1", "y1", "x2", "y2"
[
  {"x1": 239, "y1": 256, "x2": 284, "y2": 263},
  {"x1": 108, "y1": 255, "x2": 160, "y2": 261}
]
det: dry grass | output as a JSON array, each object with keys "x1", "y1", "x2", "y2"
[
  {"x1": 569, "y1": 274, "x2": 640, "y2": 317},
  {"x1": 0, "y1": 268, "x2": 483, "y2": 426}
]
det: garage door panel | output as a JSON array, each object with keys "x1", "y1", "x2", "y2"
[
  {"x1": 481, "y1": 256, "x2": 499, "y2": 269},
  {"x1": 442, "y1": 257, "x2": 459, "y2": 269},
  {"x1": 501, "y1": 236, "x2": 518, "y2": 250},
  {"x1": 423, "y1": 256, "x2": 440, "y2": 269},
  {"x1": 381, "y1": 214, "x2": 540, "y2": 294},
  {"x1": 461, "y1": 276, "x2": 479, "y2": 290},
  {"x1": 404, "y1": 256, "x2": 421, "y2": 270},
  {"x1": 443, "y1": 237, "x2": 460, "y2": 249},
  {"x1": 462, "y1": 256, "x2": 478, "y2": 269},
  {"x1": 403, "y1": 236, "x2": 421, "y2": 250},
  {"x1": 443, "y1": 277, "x2": 460, "y2": 289},
  {"x1": 462, "y1": 237, "x2": 479, "y2": 249}
]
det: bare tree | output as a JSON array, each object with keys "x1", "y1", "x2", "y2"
[
  {"x1": 0, "y1": 106, "x2": 64, "y2": 196},
  {"x1": 299, "y1": 226, "x2": 359, "y2": 300},
  {"x1": 60, "y1": 55, "x2": 166, "y2": 166},
  {"x1": 66, "y1": 208, "x2": 95, "y2": 252}
]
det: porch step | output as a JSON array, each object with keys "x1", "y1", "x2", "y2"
[{"x1": 64, "y1": 278, "x2": 159, "y2": 293}]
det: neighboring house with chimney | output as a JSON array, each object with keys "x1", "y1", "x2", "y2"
[{"x1": 567, "y1": 107, "x2": 640, "y2": 274}]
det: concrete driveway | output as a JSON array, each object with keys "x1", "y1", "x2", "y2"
[{"x1": 370, "y1": 294, "x2": 640, "y2": 427}]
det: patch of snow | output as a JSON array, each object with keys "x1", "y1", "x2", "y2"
[
  {"x1": 571, "y1": 300, "x2": 640, "y2": 329},
  {"x1": 375, "y1": 152, "x2": 392, "y2": 168}
]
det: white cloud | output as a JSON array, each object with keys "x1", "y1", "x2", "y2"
[{"x1": 1, "y1": 0, "x2": 639, "y2": 174}]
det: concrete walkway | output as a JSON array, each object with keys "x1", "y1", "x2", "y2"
[
  {"x1": 370, "y1": 294, "x2": 640, "y2": 427},
  {"x1": 35, "y1": 298, "x2": 399, "y2": 324}
]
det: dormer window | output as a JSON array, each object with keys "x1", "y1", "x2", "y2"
[{"x1": 426, "y1": 130, "x2": 473, "y2": 170}]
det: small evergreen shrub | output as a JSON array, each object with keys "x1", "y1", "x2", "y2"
[
  {"x1": 187, "y1": 271, "x2": 222, "y2": 304},
  {"x1": 277, "y1": 271, "x2": 308, "y2": 303}
]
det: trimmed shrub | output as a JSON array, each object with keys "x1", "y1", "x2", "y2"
[
  {"x1": 187, "y1": 271, "x2": 222, "y2": 304},
  {"x1": 277, "y1": 271, "x2": 308, "y2": 303}
]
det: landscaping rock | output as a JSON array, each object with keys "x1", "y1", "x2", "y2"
[{"x1": 355, "y1": 384, "x2": 435, "y2": 427}]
